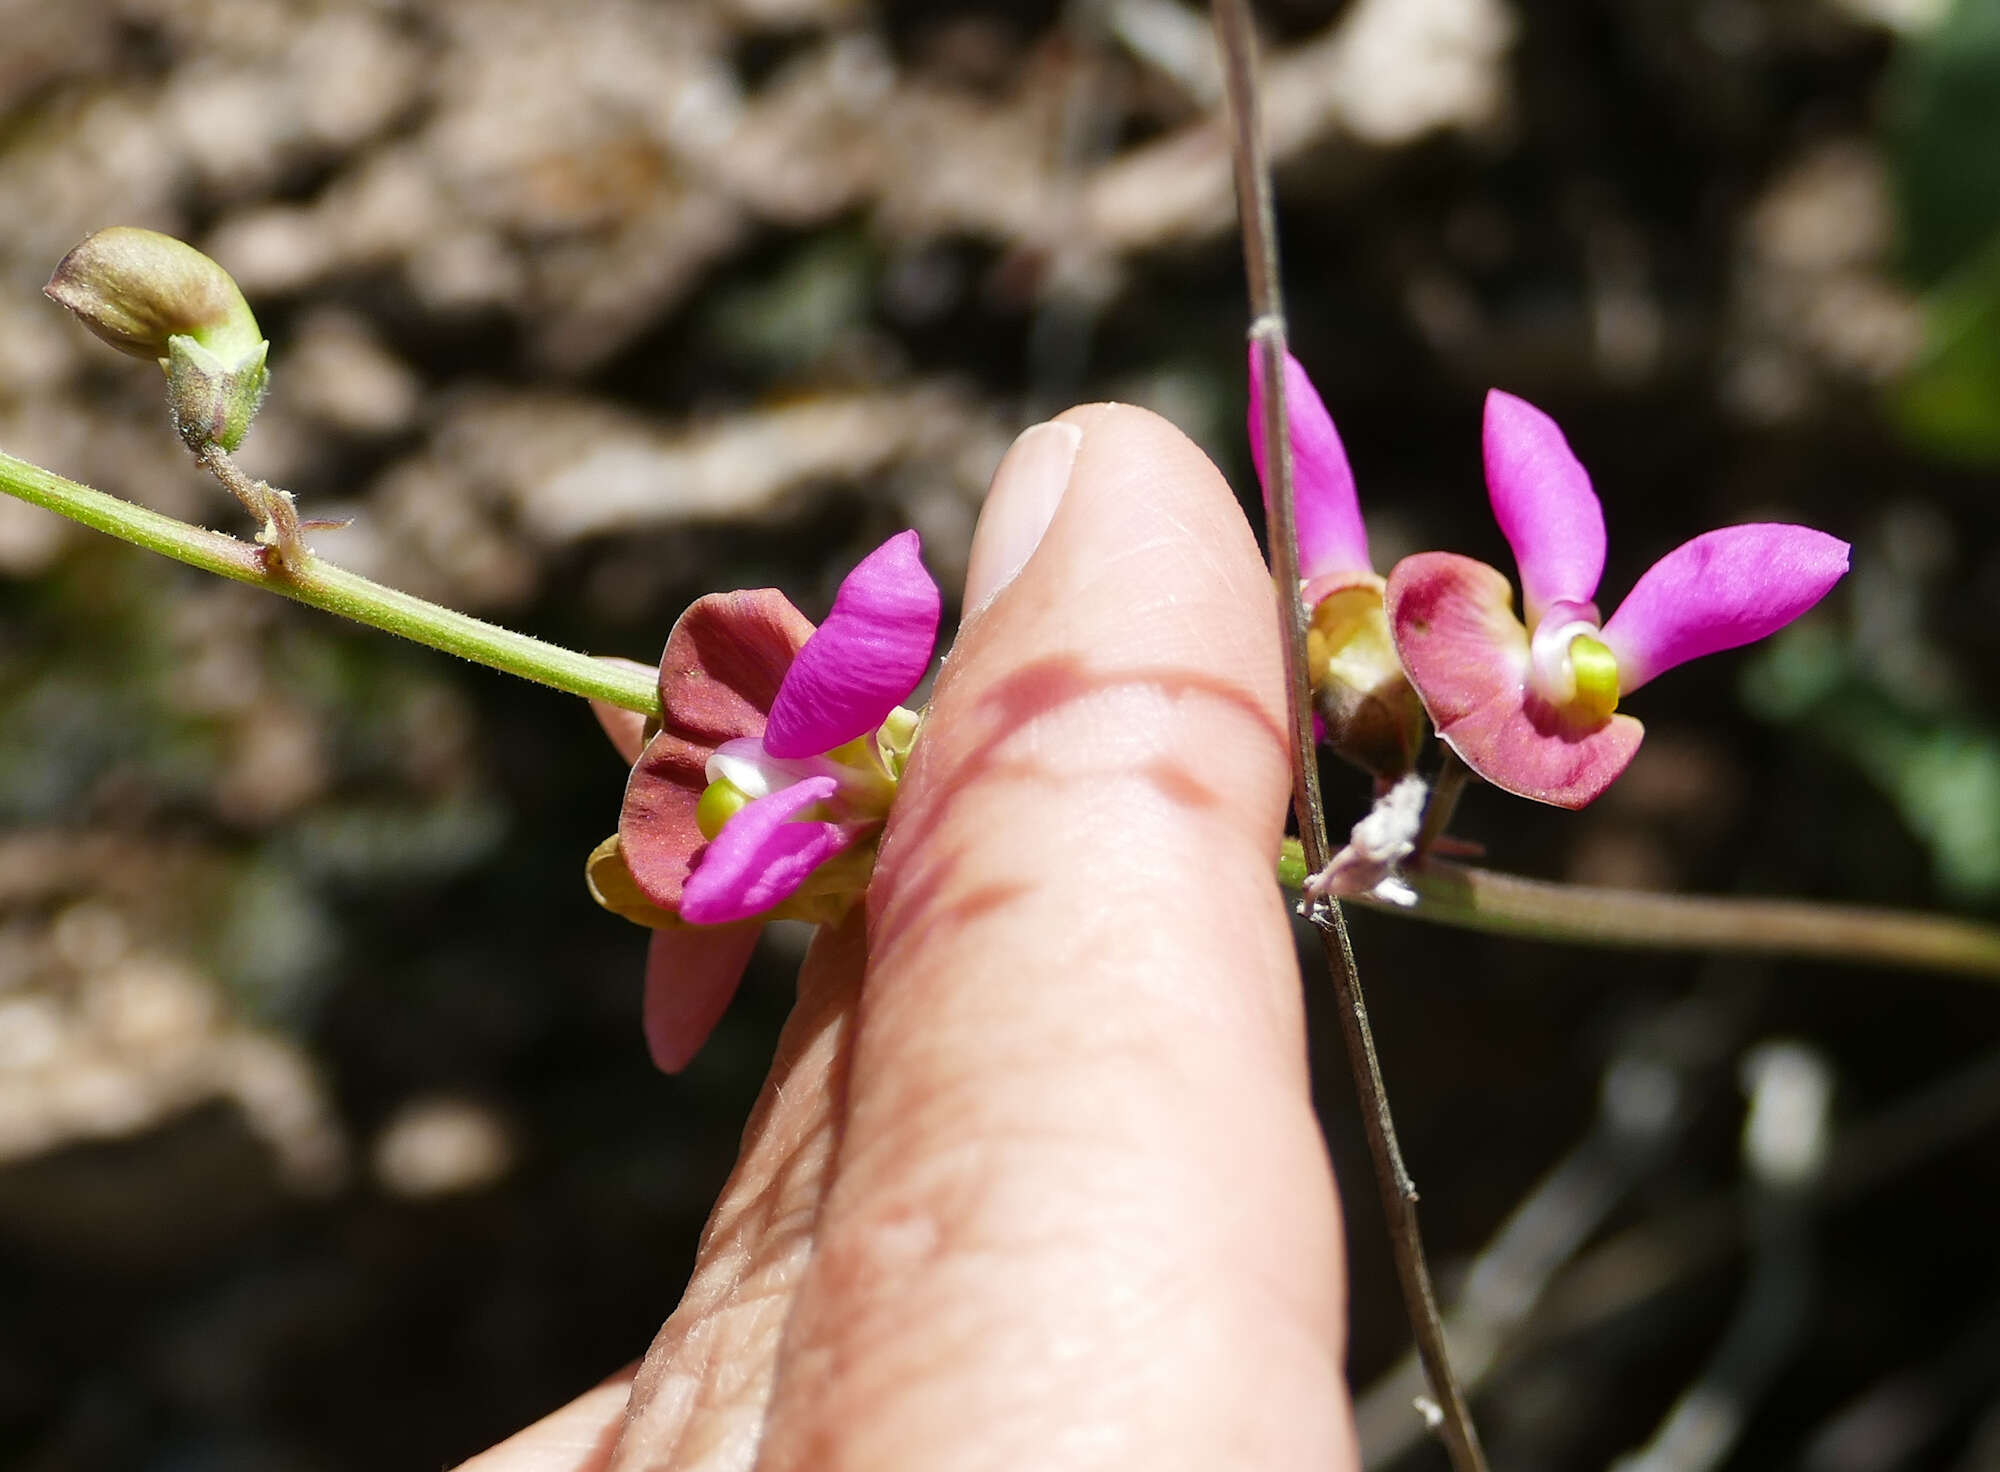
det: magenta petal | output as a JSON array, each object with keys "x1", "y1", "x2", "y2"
[
  {"x1": 680, "y1": 776, "x2": 855, "y2": 925},
  {"x1": 1600, "y1": 524, "x2": 1850, "y2": 693},
  {"x1": 763, "y1": 530, "x2": 941, "y2": 759},
  {"x1": 1387, "y1": 552, "x2": 1645, "y2": 809},
  {"x1": 1484, "y1": 390, "x2": 1606, "y2": 623},
  {"x1": 641, "y1": 922, "x2": 762, "y2": 1072},
  {"x1": 657, "y1": 589, "x2": 817, "y2": 747},
  {"x1": 1248, "y1": 347, "x2": 1371, "y2": 579}
]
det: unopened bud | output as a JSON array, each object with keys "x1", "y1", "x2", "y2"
[{"x1": 46, "y1": 227, "x2": 269, "y2": 451}]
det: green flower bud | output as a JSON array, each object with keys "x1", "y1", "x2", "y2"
[
  {"x1": 46, "y1": 228, "x2": 263, "y2": 362},
  {"x1": 45, "y1": 227, "x2": 270, "y2": 451}
]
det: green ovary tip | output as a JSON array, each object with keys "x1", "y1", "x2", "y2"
[
  {"x1": 1567, "y1": 633, "x2": 1620, "y2": 725},
  {"x1": 696, "y1": 778, "x2": 753, "y2": 840}
]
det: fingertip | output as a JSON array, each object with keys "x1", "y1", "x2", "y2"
[
  {"x1": 939, "y1": 398, "x2": 1293, "y2": 851},
  {"x1": 962, "y1": 418, "x2": 1082, "y2": 617}
]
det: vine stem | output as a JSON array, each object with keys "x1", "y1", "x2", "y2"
[
  {"x1": 1368, "y1": 859, "x2": 2000, "y2": 977},
  {"x1": 1210, "y1": 4, "x2": 1490, "y2": 1470},
  {"x1": 1274, "y1": 837, "x2": 2000, "y2": 975},
  {"x1": 0, "y1": 449, "x2": 661, "y2": 716}
]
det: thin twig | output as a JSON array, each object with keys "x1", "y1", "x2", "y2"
[
  {"x1": 1273, "y1": 838, "x2": 2000, "y2": 977},
  {"x1": 1209, "y1": 4, "x2": 1489, "y2": 1469},
  {"x1": 1365, "y1": 861, "x2": 2000, "y2": 979},
  {"x1": 1356, "y1": 997, "x2": 1702, "y2": 1465}
]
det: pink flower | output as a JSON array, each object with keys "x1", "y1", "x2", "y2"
[
  {"x1": 590, "y1": 530, "x2": 940, "y2": 1069},
  {"x1": 1385, "y1": 391, "x2": 1850, "y2": 809},
  {"x1": 1248, "y1": 348, "x2": 1423, "y2": 779}
]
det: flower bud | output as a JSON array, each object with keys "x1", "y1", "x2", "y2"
[{"x1": 46, "y1": 227, "x2": 269, "y2": 451}]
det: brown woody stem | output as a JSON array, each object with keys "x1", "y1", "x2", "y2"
[{"x1": 1211, "y1": 3, "x2": 1490, "y2": 1469}]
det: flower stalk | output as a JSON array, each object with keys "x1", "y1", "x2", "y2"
[{"x1": 0, "y1": 449, "x2": 661, "y2": 715}]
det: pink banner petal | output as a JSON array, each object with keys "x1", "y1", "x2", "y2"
[
  {"x1": 680, "y1": 776, "x2": 856, "y2": 925},
  {"x1": 1248, "y1": 347, "x2": 1371, "y2": 580},
  {"x1": 1484, "y1": 390, "x2": 1606, "y2": 624},
  {"x1": 1388, "y1": 552, "x2": 1644, "y2": 808},
  {"x1": 641, "y1": 922, "x2": 763, "y2": 1072},
  {"x1": 1601, "y1": 524, "x2": 1850, "y2": 693},
  {"x1": 763, "y1": 530, "x2": 940, "y2": 760},
  {"x1": 657, "y1": 589, "x2": 817, "y2": 747}
]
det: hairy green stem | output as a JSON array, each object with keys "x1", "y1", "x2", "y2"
[{"x1": 0, "y1": 449, "x2": 661, "y2": 716}]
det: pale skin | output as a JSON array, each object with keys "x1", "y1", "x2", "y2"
[{"x1": 458, "y1": 404, "x2": 1360, "y2": 1471}]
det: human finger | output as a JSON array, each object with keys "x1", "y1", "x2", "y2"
[{"x1": 759, "y1": 404, "x2": 1357, "y2": 1469}]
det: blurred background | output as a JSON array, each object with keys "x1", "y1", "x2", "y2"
[{"x1": 0, "y1": 0, "x2": 1995, "y2": 1466}]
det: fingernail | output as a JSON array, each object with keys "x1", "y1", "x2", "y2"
[{"x1": 962, "y1": 419, "x2": 1082, "y2": 616}]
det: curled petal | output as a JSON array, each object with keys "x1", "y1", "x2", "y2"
[
  {"x1": 1601, "y1": 525, "x2": 1850, "y2": 693},
  {"x1": 1248, "y1": 347, "x2": 1371, "y2": 579},
  {"x1": 641, "y1": 923, "x2": 763, "y2": 1072},
  {"x1": 1484, "y1": 390, "x2": 1606, "y2": 623},
  {"x1": 658, "y1": 589, "x2": 817, "y2": 747},
  {"x1": 1526, "y1": 602, "x2": 1604, "y2": 708},
  {"x1": 764, "y1": 530, "x2": 941, "y2": 759},
  {"x1": 680, "y1": 776, "x2": 858, "y2": 925},
  {"x1": 707, "y1": 736, "x2": 808, "y2": 799},
  {"x1": 619, "y1": 732, "x2": 711, "y2": 910},
  {"x1": 1388, "y1": 552, "x2": 1645, "y2": 809}
]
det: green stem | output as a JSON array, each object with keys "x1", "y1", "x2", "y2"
[
  {"x1": 0, "y1": 450, "x2": 661, "y2": 716},
  {"x1": 1280, "y1": 839, "x2": 2000, "y2": 978}
]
